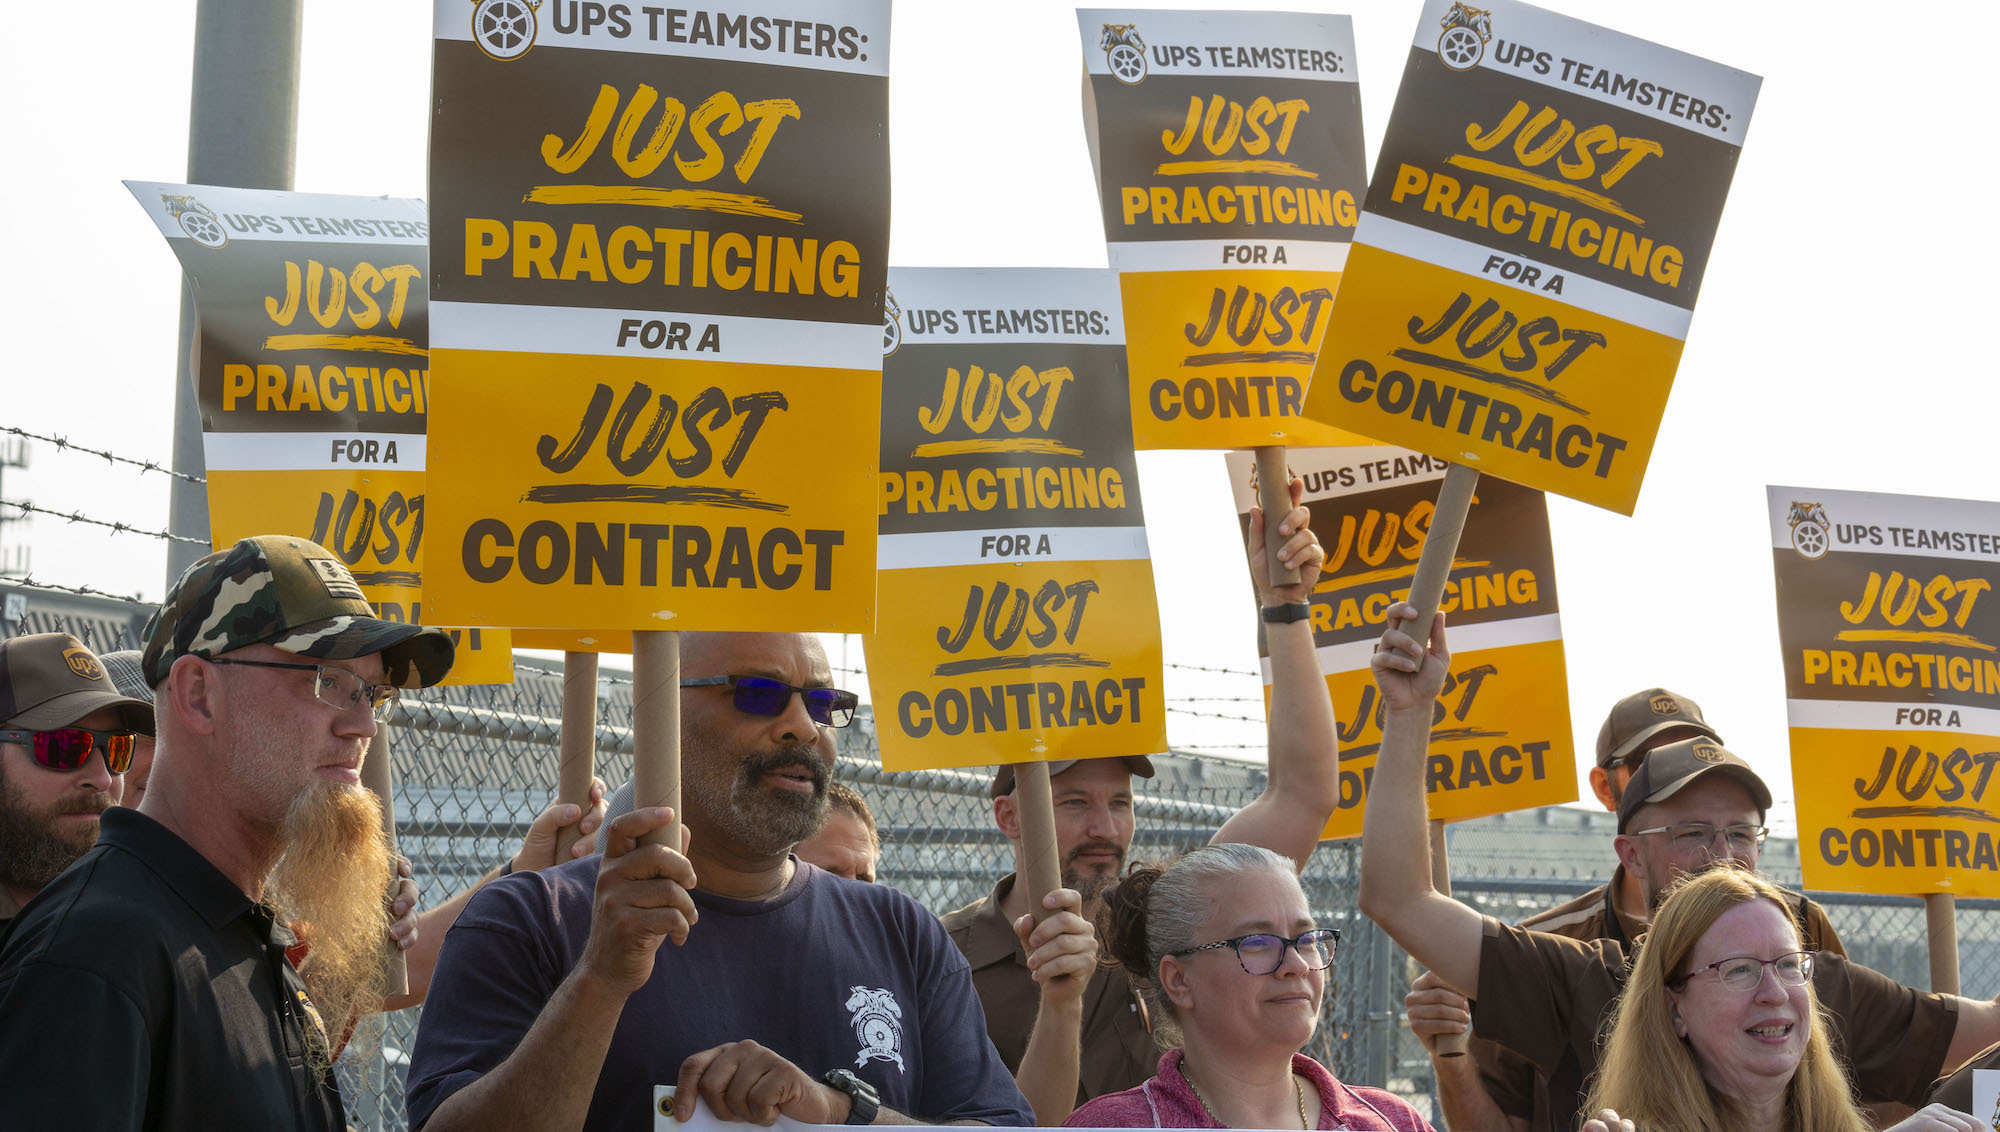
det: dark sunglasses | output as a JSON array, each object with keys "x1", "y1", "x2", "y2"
[
  {"x1": 680, "y1": 675, "x2": 859, "y2": 728},
  {"x1": 0, "y1": 727, "x2": 137, "y2": 773}
]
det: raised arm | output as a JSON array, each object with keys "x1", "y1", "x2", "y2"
[
  {"x1": 1355, "y1": 603, "x2": 1485, "y2": 996},
  {"x1": 1212, "y1": 477, "x2": 1339, "y2": 866}
]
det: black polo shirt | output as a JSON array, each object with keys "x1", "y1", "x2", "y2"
[{"x1": 0, "y1": 806, "x2": 346, "y2": 1129}]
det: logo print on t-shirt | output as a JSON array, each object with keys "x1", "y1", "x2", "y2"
[{"x1": 844, "y1": 986, "x2": 905, "y2": 1072}]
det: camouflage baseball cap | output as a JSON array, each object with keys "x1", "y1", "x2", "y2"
[
  {"x1": 0, "y1": 633, "x2": 153, "y2": 732},
  {"x1": 140, "y1": 536, "x2": 455, "y2": 689}
]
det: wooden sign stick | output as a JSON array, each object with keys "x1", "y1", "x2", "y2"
[
  {"x1": 556, "y1": 650, "x2": 600, "y2": 860},
  {"x1": 631, "y1": 630, "x2": 683, "y2": 851},
  {"x1": 1014, "y1": 760, "x2": 1065, "y2": 927},
  {"x1": 1927, "y1": 893, "x2": 1960, "y2": 995},
  {"x1": 359, "y1": 723, "x2": 410, "y2": 997},
  {"x1": 1402, "y1": 463, "x2": 1480, "y2": 1054},
  {"x1": 1255, "y1": 446, "x2": 1300, "y2": 586}
]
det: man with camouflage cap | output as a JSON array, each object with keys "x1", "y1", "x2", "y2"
[
  {"x1": 0, "y1": 535, "x2": 453, "y2": 1130},
  {"x1": 0, "y1": 632, "x2": 151, "y2": 933}
]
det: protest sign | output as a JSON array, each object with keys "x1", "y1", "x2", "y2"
[
  {"x1": 127, "y1": 181, "x2": 512, "y2": 685},
  {"x1": 1770, "y1": 486, "x2": 2000, "y2": 900},
  {"x1": 1227, "y1": 445, "x2": 1573, "y2": 837},
  {"x1": 1301, "y1": 0, "x2": 1760, "y2": 514},
  {"x1": 425, "y1": 0, "x2": 890, "y2": 634},
  {"x1": 868, "y1": 268, "x2": 1165, "y2": 772},
  {"x1": 1078, "y1": 8, "x2": 1370, "y2": 451}
]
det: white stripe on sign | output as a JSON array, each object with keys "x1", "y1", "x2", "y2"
[
  {"x1": 203, "y1": 431, "x2": 427, "y2": 472},
  {"x1": 1259, "y1": 612, "x2": 1564, "y2": 681},
  {"x1": 1785, "y1": 698, "x2": 2000, "y2": 737},
  {"x1": 1354, "y1": 214, "x2": 1694, "y2": 341},
  {"x1": 430, "y1": 301, "x2": 881, "y2": 369},
  {"x1": 1108, "y1": 239, "x2": 1350, "y2": 274},
  {"x1": 433, "y1": 0, "x2": 892, "y2": 78},
  {"x1": 878, "y1": 526, "x2": 1152, "y2": 570}
]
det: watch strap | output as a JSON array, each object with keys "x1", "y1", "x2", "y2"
[
  {"x1": 820, "y1": 1069, "x2": 879, "y2": 1125},
  {"x1": 1260, "y1": 602, "x2": 1311, "y2": 624}
]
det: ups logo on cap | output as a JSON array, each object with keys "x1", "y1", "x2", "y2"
[
  {"x1": 1649, "y1": 694, "x2": 1681, "y2": 716},
  {"x1": 1691, "y1": 740, "x2": 1725, "y2": 764},
  {"x1": 62, "y1": 647, "x2": 102, "y2": 681}
]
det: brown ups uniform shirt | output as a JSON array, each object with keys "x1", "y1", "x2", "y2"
[
  {"x1": 1471, "y1": 915, "x2": 1956, "y2": 1132},
  {"x1": 1472, "y1": 867, "x2": 1848, "y2": 1131},
  {"x1": 941, "y1": 874, "x2": 1155, "y2": 1105}
]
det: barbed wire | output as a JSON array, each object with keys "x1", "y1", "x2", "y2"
[
  {"x1": 2, "y1": 427, "x2": 204, "y2": 485},
  {"x1": 3, "y1": 574, "x2": 149, "y2": 604},
  {"x1": 1166, "y1": 661, "x2": 1261, "y2": 678},
  {"x1": 1166, "y1": 706, "x2": 1269, "y2": 724},
  {"x1": 0, "y1": 499, "x2": 209, "y2": 545},
  {"x1": 1169, "y1": 695, "x2": 1264, "y2": 703}
]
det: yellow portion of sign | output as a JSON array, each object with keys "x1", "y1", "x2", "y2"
[
  {"x1": 1316, "y1": 636, "x2": 1574, "y2": 839},
  {"x1": 1302, "y1": 243, "x2": 1682, "y2": 514},
  {"x1": 868, "y1": 558, "x2": 1166, "y2": 772},
  {"x1": 1120, "y1": 268, "x2": 1371, "y2": 450},
  {"x1": 1793, "y1": 726, "x2": 2000, "y2": 898},
  {"x1": 437, "y1": 627, "x2": 516, "y2": 686},
  {"x1": 423, "y1": 347, "x2": 878, "y2": 633},
  {"x1": 513, "y1": 629, "x2": 634, "y2": 653}
]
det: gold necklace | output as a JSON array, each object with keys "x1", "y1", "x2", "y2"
[{"x1": 1181, "y1": 1060, "x2": 1310, "y2": 1130}]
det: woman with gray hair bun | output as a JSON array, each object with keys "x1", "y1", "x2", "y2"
[{"x1": 1066, "y1": 843, "x2": 1433, "y2": 1130}]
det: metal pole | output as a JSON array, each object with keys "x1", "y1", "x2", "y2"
[{"x1": 167, "y1": 0, "x2": 303, "y2": 585}]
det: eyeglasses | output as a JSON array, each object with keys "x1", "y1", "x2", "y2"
[
  {"x1": 1675, "y1": 951, "x2": 1814, "y2": 992},
  {"x1": 1628, "y1": 822, "x2": 1769, "y2": 853},
  {"x1": 207, "y1": 658, "x2": 400, "y2": 722},
  {"x1": 1173, "y1": 929, "x2": 1340, "y2": 975},
  {"x1": 680, "y1": 675, "x2": 859, "y2": 728},
  {"x1": 0, "y1": 727, "x2": 137, "y2": 773}
]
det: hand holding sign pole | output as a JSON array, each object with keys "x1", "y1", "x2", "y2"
[
  {"x1": 1401, "y1": 462, "x2": 1479, "y2": 1055},
  {"x1": 1255, "y1": 447, "x2": 1299, "y2": 586}
]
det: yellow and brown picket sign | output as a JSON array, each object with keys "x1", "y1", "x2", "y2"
[
  {"x1": 423, "y1": 0, "x2": 890, "y2": 633},
  {"x1": 127, "y1": 182, "x2": 512, "y2": 686},
  {"x1": 867, "y1": 268, "x2": 1166, "y2": 772},
  {"x1": 1078, "y1": 8, "x2": 1371, "y2": 451},
  {"x1": 1770, "y1": 486, "x2": 2000, "y2": 898},
  {"x1": 1302, "y1": 0, "x2": 1760, "y2": 513},
  {"x1": 1225, "y1": 445, "x2": 1574, "y2": 836}
]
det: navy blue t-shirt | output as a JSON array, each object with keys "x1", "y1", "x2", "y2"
[{"x1": 406, "y1": 857, "x2": 1032, "y2": 1132}]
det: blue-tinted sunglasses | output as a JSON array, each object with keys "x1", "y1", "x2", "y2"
[{"x1": 680, "y1": 675, "x2": 859, "y2": 728}]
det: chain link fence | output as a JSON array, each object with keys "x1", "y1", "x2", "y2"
[{"x1": 5, "y1": 582, "x2": 1997, "y2": 1131}]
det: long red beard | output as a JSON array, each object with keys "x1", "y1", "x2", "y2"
[{"x1": 267, "y1": 782, "x2": 391, "y2": 1075}]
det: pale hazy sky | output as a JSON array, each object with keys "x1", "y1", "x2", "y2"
[{"x1": 4, "y1": 0, "x2": 1994, "y2": 836}]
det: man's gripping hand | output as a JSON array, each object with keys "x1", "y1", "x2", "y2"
[
  {"x1": 579, "y1": 807, "x2": 697, "y2": 996},
  {"x1": 1014, "y1": 887, "x2": 1097, "y2": 1007},
  {"x1": 1405, "y1": 969, "x2": 1472, "y2": 1057},
  {"x1": 675, "y1": 1041, "x2": 852, "y2": 1125}
]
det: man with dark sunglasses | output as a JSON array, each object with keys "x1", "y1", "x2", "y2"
[
  {"x1": 0, "y1": 535, "x2": 454, "y2": 1131},
  {"x1": 0, "y1": 633, "x2": 151, "y2": 935},
  {"x1": 407, "y1": 630, "x2": 1033, "y2": 1132}
]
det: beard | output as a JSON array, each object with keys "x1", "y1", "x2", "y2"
[
  {"x1": 684, "y1": 719, "x2": 832, "y2": 858},
  {"x1": 0, "y1": 762, "x2": 113, "y2": 894},
  {"x1": 1062, "y1": 841, "x2": 1128, "y2": 903},
  {"x1": 266, "y1": 781, "x2": 391, "y2": 1076}
]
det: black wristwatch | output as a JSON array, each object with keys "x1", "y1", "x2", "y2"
[
  {"x1": 1261, "y1": 602, "x2": 1311, "y2": 623},
  {"x1": 820, "y1": 1068, "x2": 879, "y2": 1125}
]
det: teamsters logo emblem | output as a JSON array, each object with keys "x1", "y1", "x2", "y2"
[
  {"x1": 1785, "y1": 500, "x2": 1831, "y2": 561},
  {"x1": 161, "y1": 194, "x2": 228, "y2": 250},
  {"x1": 1437, "y1": 2, "x2": 1493, "y2": 70},
  {"x1": 471, "y1": 0, "x2": 540, "y2": 61},
  {"x1": 845, "y1": 986, "x2": 905, "y2": 1072},
  {"x1": 1100, "y1": 24, "x2": 1147, "y2": 85},
  {"x1": 881, "y1": 288, "x2": 903, "y2": 356}
]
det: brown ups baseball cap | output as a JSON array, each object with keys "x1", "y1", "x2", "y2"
[
  {"x1": 992, "y1": 756, "x2": 1156, "y2": 798},
  {"x1": 140, "y1": 535, "x2": 455, "y2": 690},
  {"x1": 1617, "y1": 737, "x2": 1772, "y2": 833},
  {"x1": 1596, "y1": 688, "x2": 1720, "y2": 768},
  {"x1": 0, "y1": 634, "x2": 153, "y2": 732}
]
